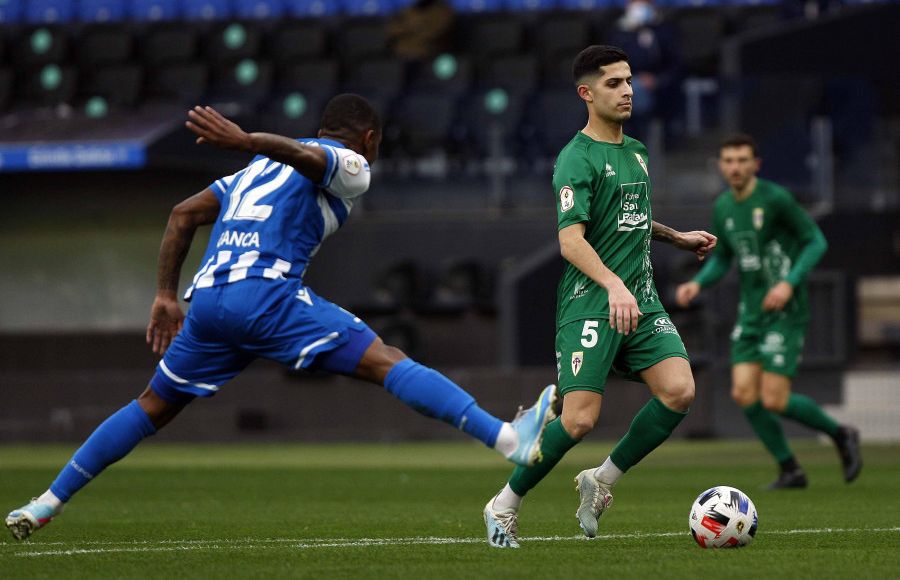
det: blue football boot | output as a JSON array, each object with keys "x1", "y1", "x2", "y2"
[
  {"x1": 507, "y1": 384, "x2": 558, "y2": 467},
  {"x1": 6, "y1": 498, "x2": 59, "y2": 540}
]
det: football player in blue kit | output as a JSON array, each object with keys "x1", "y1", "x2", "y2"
[{"x1": 6, "y1": 95, "x2": 557, "y2": 541}]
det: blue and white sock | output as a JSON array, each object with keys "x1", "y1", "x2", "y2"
[
  {"x1": 384, "y1": 359, "x2": 503, "y2": 447},
  {"x1": 49, "y1": 400, "x2": 156, "y2": 503}
]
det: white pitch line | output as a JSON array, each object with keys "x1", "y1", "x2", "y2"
[{"x1": 8, "y1": 527, "x2": 900, "y2": 557}]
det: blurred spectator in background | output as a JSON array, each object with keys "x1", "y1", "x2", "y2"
[
  {"x1": 388, "y1": 0, "x2": 455, "y2": 62},
  {"x1": 608, "y1": 0, "x2": 682, "y2": 140}
]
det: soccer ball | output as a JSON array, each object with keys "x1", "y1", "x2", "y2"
[{"x1": 688, "y1": 485, "x2": 758, "y2": 548}]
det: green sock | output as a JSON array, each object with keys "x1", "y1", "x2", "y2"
[
  {"x1": 609, "y1": 397, "x2": 687, "y2": 472},
  {"x1": 781, "y1": 393, "x2": 839, "y2": 437},
  {"x1": 508, "y1": 418, "x2": 579, "y2": 496},
  {"x1": 743, "y1": 401, "x2": 794, "y2": 463}
]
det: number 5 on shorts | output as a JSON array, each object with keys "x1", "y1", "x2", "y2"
[{"x1": 581, "y1": 320, "x2": 599, "y2": 348}]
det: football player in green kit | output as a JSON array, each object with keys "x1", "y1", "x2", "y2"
[
  {"x1": 676, "y1": 134, "x2": 862, "y2": 489},
  {"x1": 482, "y1": 45, "x2": 718, "y2": 548}
]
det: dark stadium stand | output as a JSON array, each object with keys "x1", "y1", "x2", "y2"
[{"x1": 0, "y1": 0, "x2": 896, "y2": 178}]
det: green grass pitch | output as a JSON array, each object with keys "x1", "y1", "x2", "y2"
[{"x1": 1, "y1": 440, "x2": 898, "y2": 579}]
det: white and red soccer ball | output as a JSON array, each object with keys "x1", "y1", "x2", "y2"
[{"x1": 689, "y1": 485, "x2": 758, "y2": 548}]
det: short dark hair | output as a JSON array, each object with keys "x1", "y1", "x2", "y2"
[
  {"x1": 720, "y1": 133, "x2": 758, "y2": 156},
  {"x1": 572, "y1": 45, "x2": 629, "y2": 84},
  {"x1": 320, "y1": 93, "x2": 381, "y2": 136}
]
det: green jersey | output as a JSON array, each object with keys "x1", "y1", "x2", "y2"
[
  {"x1": 694, "y1": 178, "x2": 828, "y2": 328},
  {"x1": 553, "y1": 132, "x2": 664, "y2": 329}
]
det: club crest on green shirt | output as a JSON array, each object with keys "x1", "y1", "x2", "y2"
[
  {"x1": 635, "y1": 153, "x2": 649, "y2": 176},
  {"x1": 753, "y1": 207, "x2": 764, "y2": 230},
  {"x1": 571, "y1": 351, "x2": 584, "y2": 376}
]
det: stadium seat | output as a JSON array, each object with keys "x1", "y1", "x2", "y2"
[
  {"x1": 391, "y1": 92, "x2": 458, "y2": 154},
  {"x1": 367, "y1": 260, "x2": 431, "y2": 312},
  {"x1": 148, "y1": 62, "x2": 209, "y2": 103},
  {"x1": 182, "y1": 0, "x2": 232, "y2": 21},
  {"x1": 139, "y1": 24, "x2": 198, "y2": 67},
  {"x1": 422, "y1": 259, "x2": 495, "y2": 314},
  {"x1": 558, "y1": 0, "x2": 620, "y2": 9},
  {"x1": 656, "y1": 0, "x2": 721, "y2": 6},
  {"x1": 0, "y1": 0, "x2": 23, "y2": 24},
  {"x1": 19, "y1": 63, "x2": 78, "y2": 106},
  {"x1": 267, "y1": 23, "x2": 328, "y2": 66},
  {"x1": 82, "y1": 63, "x2": 144, "y2": 106},
  {"x1": 479, "y1": 53, "x2": 539, "y2": 95},
  {"x1": 458, "y1": 16, "x2": 524, "y2": 59},
  {"x1": 534, "y1": 13, "x2": 590, "y2": 69},
  {"x1": 210, "y1": 59, "x2": 274, "y2": 105},
  {"x1": 337, "y1": 19, "x2": 390, "y2": 62},
  {"x1": 0, "y1": 67, "x2": 12, "y2": 110},
  {"x1": 205, "y1": 22, "x2": 263, "y2": 64},
  {"x1": 671, "y1": 8, "x2": 725, "y2": 75},
  {"x1": 342, "y1": 0, "x2": 395, "y2": 16},
  {"x1": 258, "y1": 92, "x2": 325, "y2": 139},
  {"x1": 78, "y1": 0, "x2": 127, "y2": 22},
  {"x1": 454, "y1": 88, "x2": 526, "y2": 157},
  {"x1": 504, "y1": 0, "x2": 558, "y2": 10},
  {"x1": 284, "y1": 0, "x2": 340, "y2": 17},
  {"x1": 729, "y1": 4, "x2": 781, "y2": 34},
  {"x1": 130, "y1": 0, "x2": 179, "y2": 21},
  {"x1": 276, "y1": 59, "x2": 339, "y2": 100},
  {"x1": 739, "y1": 74, "x2": 822, "y2": 185},
  {"x1": 343, "y1": 58, "x2": 407, "y2": 101},
  {"x1": 25, "y1": 0, "x2": 75, "y2": 24},
  {"x1": 526, "y1": 88, "x2": 585, "y2": 157},
  {"x1": 542, "y1": 53, "x2": 578, "y2": 88},
  {"x1": 407, "y1": 54, "x2": 474, "y2": 97},
  {"x1": 13, "y1": 27, "x2": 69, "y2": 69},
  {"x1": 233, "y1": 0, "x2": 286, "y2": 20},
  {"x1": 450, "y1": 0, "x2": 503, "y2": 12},
  {"x1": 78, "y1": 26, "x2": 134, "y2": 67}
]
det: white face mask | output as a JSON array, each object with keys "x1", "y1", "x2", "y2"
[{"x1": 622, "y1": 2, "x2": 656, "y2": 29}]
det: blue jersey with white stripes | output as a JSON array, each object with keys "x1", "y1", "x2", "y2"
[{"x1": 185, "y1": 138, "x2": 368, "y2": 300}]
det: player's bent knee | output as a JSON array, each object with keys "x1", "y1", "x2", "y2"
[
  {"x1": 731, "y1": 386, "x2": 757, "y2": 407},
  {"x1": 562, "y1": 410, "x2": 598, "y2": 439},
  {"x1": 379, "y1": 343, "x2": 407, "y2": 365},
  {"x1": 760, "y1": 391, "x2": 787, "y2": 413},
  {"x1": 660, "y1": 377, "x2": 694, "y2": 412},
  {"x1": 354, "y1": 339, "x2": 409, "y2": 384},
  {"x1": 137, "y1": 385, "x2": 186, "y2": 430}
]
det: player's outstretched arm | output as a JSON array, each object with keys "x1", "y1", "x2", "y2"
[
  {"x1": 651, "y1": 220, "x2": 717, "y2": 261},
  {"x1": 147, "y1": 188, "x2": 220, "y2": 356},
  {"x1": 186, "y1": 105, "x2": 328, "y2": 184}
]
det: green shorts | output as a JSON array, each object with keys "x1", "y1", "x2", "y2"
[
  {"x1": 555, "y1": 312, "x2": 689, "y2": 396},
  {"x1": 730, "y1": 317, "x2": 807, "y2": 377}
]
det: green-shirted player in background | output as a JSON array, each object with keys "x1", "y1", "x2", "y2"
[
  {"x1": 676, "y1": 134, "x2": 862, "y2": 489},
  {"x1": 482, "y1": 45, "x2": 718, "y2": 548}
]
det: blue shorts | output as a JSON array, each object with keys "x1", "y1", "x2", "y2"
[{"x1": 150, "y1": 279, "x2": 377, "y2": 403}]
